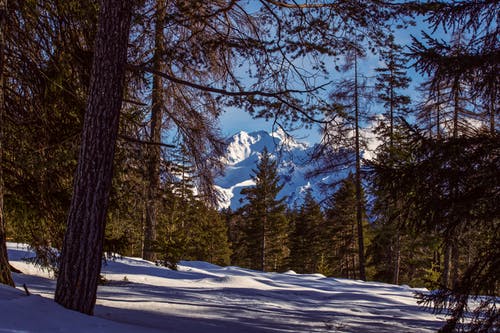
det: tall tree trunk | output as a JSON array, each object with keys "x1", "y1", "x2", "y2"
[
  {"x1": 449, "y1": 78, "x2": 461, "y2": 288},
  {"x1": 442, "y1": 240, "x2": 451, "y2": 287},
  {"x1": 0, "y1": 0, "x2": 14, "y2": 287},
  {"x1": 389, "y1": 66, "x2": 394, "y2": 146},
  {"x1": 388, "y1": 70, "x2": 401, "y2": 285},
  {"x1": 392, "y1": 231, "x2": 401, "y2": 285},
  {"x1": 143, "y1": 0, "x2": 165, "y2": 262},
  {"x1": 54, "y1": 0, "x2": 132, "y2": 315},
  {"x1": 354, "y1": 52, "x2": 366, "y2": 281},
  {"x1": 261, "y1": 214, "x2": 266, "y2": 272}
]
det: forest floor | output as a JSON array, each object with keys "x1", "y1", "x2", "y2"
[{"x1": 1, "y1": 243, "x2": 446, "y2": 332}]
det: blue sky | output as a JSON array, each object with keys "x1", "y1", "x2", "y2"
[
  {"x1": 219, "y1": 108, "x2": 323, "y2": 144},
  {"x1": 217, "y1": 9, "x2": 446, "y2": 144}
]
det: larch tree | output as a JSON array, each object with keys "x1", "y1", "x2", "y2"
[
  {"x1": 0, "y1": 0, "x2": 14, "y2": 287},
  {"x1": 352, "y1": 49, "x2": 367, "y2": 281},
  {"x1": 410, "y1": 31, "x2": 494, "y2": 292},
  {"x1": 373, "y1": 38, "x2": 411, "y2": 284},
  {"x1": 54, "y1": 0, "x2": 133, "y2": 315},
  {"x1": 143, "y1": 0, "x2": 166, "y2": 262},
  {"x1": 311, "y1": 44, "x2": 373, "y2": 281}
]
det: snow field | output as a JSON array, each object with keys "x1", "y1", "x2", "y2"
[{"x1": 2, "y1": 243, "x2": 445, "y2": 332}]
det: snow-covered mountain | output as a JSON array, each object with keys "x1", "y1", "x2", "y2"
[{"x1": 215, "y1": 130, "x2": 326, "y2": 209}]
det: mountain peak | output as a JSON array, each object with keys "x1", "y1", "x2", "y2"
[
  {"x1": 216, "y1": 130, "x2": 320, "y2": 209},
  {"x1": 223, "y1": 130, "x2": 279, "y2": 166}
]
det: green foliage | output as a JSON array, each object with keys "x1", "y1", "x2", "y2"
[
  {"x1": 157, "y1": 194, "x2": 232, "y2": 268},
  {"x1": 4, "y1": 0, "x2": 98, "y2": 257},
  {"x1": 237, "y1": 147, "x2": 289, "y2": 272},
  {"x1": 374, "y1": 37, "x2": 411, "y2": 143},
  {"x1": 155, "y1": 148, "x2": 232, "y2": 269},
  {"x1": 289, "y1": 188, "x2": 325, "y2": 274},
  {"x1": 370, "y1": 128, "x2": 500, "y2": 331},
  {"x1": 322, "y1": 175, "x2": 370, "y2": 279}
]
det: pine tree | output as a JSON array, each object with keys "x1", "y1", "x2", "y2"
[
  {"x1": 154, "y1": 144, "x2": 231, "y2": 269},
  {"x1": 239, "y1": 147, "x2": 288, "y2": 272},
  {"x1": 225, "y1": 208, "x2": 249, "y2": 268},
  {"x1": 3, "y1": 0, "x2": 97, "y2": 259}
]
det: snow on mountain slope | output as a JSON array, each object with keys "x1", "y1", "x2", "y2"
[
  {"x1": 216, "y1": 130, "x2": 320, "y2": 209},
  {"x1": 4, "y1": 243, "x2": 446, "y2": 333}
]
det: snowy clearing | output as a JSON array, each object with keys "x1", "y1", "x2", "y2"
[{"x1": 2, "y1": 243, "x2": 446, "y2": 332}]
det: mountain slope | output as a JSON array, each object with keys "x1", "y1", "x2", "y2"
[{"x1": 215, "y1": 130, "x2": 323, "y2": 209}]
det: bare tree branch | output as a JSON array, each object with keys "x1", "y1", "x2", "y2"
[
  {"x1": 127, "y1": 64, "x2": 329, "y2": 97},
  {"x1": 118, "y1": 134, "x2": 175, "y2": 148}
]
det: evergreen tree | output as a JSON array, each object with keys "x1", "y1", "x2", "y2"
[
  {"x1": 372, "y1": 46, "x2": 412, "y2": 284},
  {"x1": 369, "y1": 127, "x2": 499, "y2": 332},
  {"x1": 4, "y1": 0, "x2": 97, "y2": 259},
  {"x1": 239, "y1": 147, "x2": 288, "y2": 272},
  {"x1": 156, "y1": 145, "x2": 231, "y2": 269},
  {"x1": 184, "y1": 202, "x2": 231, "y2": 266},
  {"x1": 323, "y1": 175, "x2": 369, "y2": 279},
  {"x1": 289, "y1": 189, "x2": 325, "y2": 274},
  {"x1": 225, "y1": 208, "x2": 249, "y2": 269},
  {"x1": 311, "y1": 43, "x2": 373, "y2": 280},
  {"x1": 368, "y1": 139, "x2": 442, "y2": 288},
  {"x1": 408, "y1": 3, "x2": 499, "y2": 302},
  {"x1": 374, "y1": 37, "x2": 411, "y2": 145}
]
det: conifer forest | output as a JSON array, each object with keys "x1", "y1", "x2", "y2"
[{"x1": 0, "y1": 1, "x2": 498, "y2": 332}]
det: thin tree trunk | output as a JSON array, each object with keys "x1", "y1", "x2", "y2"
[
  {"x1": 389, "y1": 72, "x2": 401, "y2": 285},
  {"x1": 0, "y1": 0, "x2": 14, "y2": 287},
  {"x1": 449, "y1": 78, "x2": 461, "y2": 289},
  {"x1": 442, "y1": 241, "x2": 451, "y2": 288},
  {"x1": 393, "y1": 231, "x2": 401, "y2": 285},
  {"x1": 354, "y1": 52, "x2": 366, "y2": 281},
  {"x1": 389, "y1": 66, "x2": 394, "y2": 146},
  {"x1": 261, "y1": 213, "x2": 267, "y2": 271},
  {"x1": 143, "y1": 0, "x2": 165, "y2": 262},
  {"x1": 54, "y1": 0, "x2": 132, "y2": 315}
]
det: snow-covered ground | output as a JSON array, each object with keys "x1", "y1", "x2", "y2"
[{"x1": 2, "y1": 243, "x2": 446, "y2": 332}]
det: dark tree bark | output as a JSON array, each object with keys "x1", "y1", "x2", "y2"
[
  {"x1": 54, "y1": 0, "x2": 133, "y2": 315},
  {"x1": 354, "y1": 52, "x2": 366, "y2": 281},
  {"x1": 0, "y1": 0, "x2": 14, "y2": 288},
  {"x1": 143, "y1": 0, "x2": 165, "y2": 262}
]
